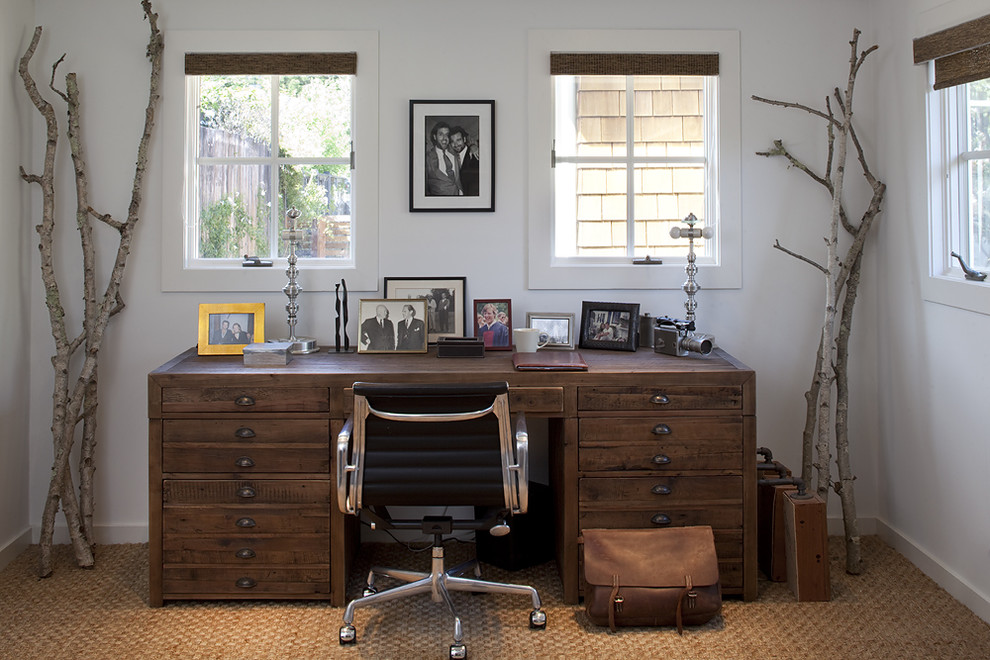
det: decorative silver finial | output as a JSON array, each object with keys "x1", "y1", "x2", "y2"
[
  {"x1": 669, "y1": 213, "x2": 713, "y2": 323},
  {"x1": 277, "y1": 208, "x2": 318, "y2": 354}
]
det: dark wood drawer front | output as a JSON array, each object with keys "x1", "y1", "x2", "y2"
[
  {"x1": 579, "y1": 506, "x2": 742, "y2": 530},
  {"x1": 163, "y1": 506, "x2": 330, "y2": 534},
  {"x1": 578, "y1": 440, "x2": 741, "y2": 473},
  {"x1": 162, "y1": 535, "x2": 329, "y2": 564},
  {"x1": 578, "y1": 386, "x2": 742, "y2": 411},
  {"x1": 162, "y1": 446, "x2": 329, "y2": 474},
  {"x1": 163, "y1": 480, "x2": 329, "y2": 504},
  {"x1": 161, "y1": 387, "x2": 329, "y2": 414},
  {"x1": 509, "y1": 387, "x2": 565, "y2": 413},
  {"x1": 163, "y1": 566, "x2": 330, "y2": 596},
  {"x1": 579, "y1": 476, "x2": 741, "y2": 504},
  {"x1": 580, "y1": 417, "x2": 741, "y2": 444},
  {"x1": 163, "y1": 419, "x2": 329, "y2": 444}
]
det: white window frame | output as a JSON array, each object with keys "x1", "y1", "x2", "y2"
[
  {"x1": 161, "y1": 30, "x2": 379, "y2": 292},
  {"x1": 527, "y1": 29, "x2": 741, "y2": 290},
  {"x1": 923, "y1": 67, "x2": 990, "y2": 315}
]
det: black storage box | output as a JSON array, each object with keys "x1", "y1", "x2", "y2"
[
  {"x1": 476, "y1": 482, "x2": 554, "y2": 570},
  {"x1": 436, "y1": 336, "x2": 485, "y2": 358}
]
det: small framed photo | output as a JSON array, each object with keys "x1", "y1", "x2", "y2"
[
  {"x1": 579, "y1": 301, "x2": 640, "y2": 352},
  {"x1": 384, "y1": 276, "x2": 466, "y2": 344},
  {"x1": 410, "y1": 100, "x2": 494, "y2": 212},
  {"x1": 526, "y1": 312, "x2": 576, "y2": 349},
  {"x1": 197, "y1": 303, "x2": 265, "y2": 356},
  {"x1": 474, "y1": 299, "x2": 512, "y2": 350},
  {"x1": 358, "y1": 298, "x2": 428, "y2": 354}
]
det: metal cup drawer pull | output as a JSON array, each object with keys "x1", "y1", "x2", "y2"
[
  {"x1": 651, "y1": 423, "x2": 671, "y2": 435},
  {"x1": 651, "y1": 513, "x2": 672, "y2": 526},
  {"x1": 235, "y1": 517, "x2": 256, "y2": 528},
  {"x1": 234, "y1": 456, "x2": 256, "y2": 468},
  {"x1": 236, "y1": 577, "x2": 257, "y2": 589},
  {"x1": 234, "y1": 395, "x2": 255, "y2": 407},
  {"x1": 236, "y1": 486, "x2": 257, "y2": 499},
  {"x1": 234, "y1": 427, "x2": 256, "y2": 439},
  {"x1": 651, "y1": 484, "x2": 672, "y2": 495},
  {"x1": 650, "y1": 393, "x2": 670, "y2": 405},
  {"x1": 235, "y1": 547, "x2": 256, "y2": 559},
  {"x1": 651, "y1": 454, "x2": 671, "y2": 465}
]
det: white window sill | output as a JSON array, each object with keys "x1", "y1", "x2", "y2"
[{"x1": 923, "y1": 273, "x2": 990, "y2": 316}]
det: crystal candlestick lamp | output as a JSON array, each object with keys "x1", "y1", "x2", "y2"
[{"x1": 669, "y1": 212, "x2": 714, "y2": 323}]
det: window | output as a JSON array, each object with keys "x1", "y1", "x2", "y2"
[
  {"x1": 916, "y1": 12, "x2": 990, "y2": 313},
  {"x1": 528, "y1": 30, "x2": 740, "y2": 290},
  {"x1": 161, "y1": 32, "x2": 379, "y2": 292}
]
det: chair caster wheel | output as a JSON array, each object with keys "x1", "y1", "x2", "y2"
[
  {"x1": 449, "y1": 643, "x2": 467, "y2": 659},
  {"x1": 362, "y1": 586, "x2": 377, "y2": 597},
  {"x1": 529, "y1": 609, "x2": 547, "y2": 629},
  {"x1": 339, "y1": 625, "x2": 356, "y2": 645}
]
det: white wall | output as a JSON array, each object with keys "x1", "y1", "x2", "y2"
[
  {"x1": 0, "y1": 0, "x2": 34, "y2": 567},
  {"x1": 9, "y1": 0, "x2": 981, "y2": 625},
  {"x1": 871, "y1": 0, "x2": 990, "y2": 623}
]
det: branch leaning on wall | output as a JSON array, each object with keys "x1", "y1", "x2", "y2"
[
  {"x1": 752, "y1": 28, "x2": 886, "y2": 575},
  {"x1": 18, "y1": 0, "x2": 163, "y2": 577}
]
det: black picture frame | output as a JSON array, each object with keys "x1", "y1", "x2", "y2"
[
  {"x1": 579, "y1": 301, "x2": 640, "y2": 352},
  {"x1": 409, "y1": 100, "x2": 494, "y2": 212},
  {"x1": 384, "y1": 276, "x2": 466, "y2": 344}
]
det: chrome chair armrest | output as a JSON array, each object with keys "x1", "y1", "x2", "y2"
[
  {"x1": 511, "y1": 412, "x2": 529, "y2": 514},
  {"x1": 337, "y1": 416, "x2": 356, "y2": 514}
]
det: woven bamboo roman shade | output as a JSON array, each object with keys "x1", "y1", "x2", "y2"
[
  {"x1": 550, "y1": 52, "x2": 718, "y2": 76},
  {"x1": 913, "y1": 13, "x2": 990, "y2": 90},
  {"x1": 185, "y1": 52, "x2": 357, "y2": 76}
]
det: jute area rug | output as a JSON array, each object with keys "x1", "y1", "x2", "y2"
[{"x1": 1, "y1": 536, "x2": 988, "y2": 659}]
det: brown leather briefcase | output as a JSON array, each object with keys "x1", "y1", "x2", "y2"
[{"x1": 583, "y1": 526, "x2": 722, "y2": 633}]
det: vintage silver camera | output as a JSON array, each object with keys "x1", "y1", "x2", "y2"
[{"x1": 653, "y1": 316, "x2": 715, "y2": 357}]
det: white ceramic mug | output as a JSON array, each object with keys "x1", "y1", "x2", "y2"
[{"x1": 514, "y1": 328, "x2": 550, "y2": 352}]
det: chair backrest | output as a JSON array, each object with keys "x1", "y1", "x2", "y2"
[{"x1": 339, "y1": 382, "x2": 525, "y2": 526}]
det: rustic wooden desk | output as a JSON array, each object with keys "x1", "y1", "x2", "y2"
[{"x1": 148, "y1": 346, "x2": 756, "y2": 607}]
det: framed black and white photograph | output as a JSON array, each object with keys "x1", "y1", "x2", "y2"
[
  {"x1": 579, "y1": 301, "x2": 640, "y2": 352},
  {"x1": 358, "y1": 298, "x2": 428, "y2": 354},
  {"x1": 384, "y1": 276, "x2": 466, "y2": 344},
  {"x1": 526, "y1": 312, "x2": 575, "y2": 349},
  {"x1": 197, "y1": 303, "x2": 265, "y2": 356},
  {"x1": 409, "y1": 100, "x2": 494, "y2": 212},
  {"x1": 474, "y1": 299, "x2": 512, "y2": 350}
]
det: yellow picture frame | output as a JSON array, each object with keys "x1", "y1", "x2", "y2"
[{"x1": 197, "y1": 303, "x2": 265, "y2": 355}]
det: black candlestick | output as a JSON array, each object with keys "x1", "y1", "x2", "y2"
[
  {"x1": 334, "y1": 282, "x2": 342, "y2": 351},
  {"x1": 342, "y1": 279, "x2": 350, "y2": 351}
]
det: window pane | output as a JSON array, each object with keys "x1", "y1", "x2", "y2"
[
  {"x1": 574, "y1": 164, "x2": 626, "y2": 255},
  {"x1": 555, "y1": 76, "x2": 627, "y2": 158},
  {"x1": 969, "y1": 157, "x2": 990, "y2": 267},
  {"x1": 197, "y1": 164, "x2": 272, "y2": 258},
  {"x1": 278, "y1": 164, "x2": 352, "y2": 259},
  {"x1": 969, "y1": 79, "x2": 990, "y2": 152},
  {"x1": 198, "y1": 75, "x2": 271, "y2": 157},
  {"x1": 634, "y1": 76, "x2": 705, "y2": 157},
  {"x1": 278, "y1": 75, "x2": 352, "y2": 158},
  {"x1": 633, "y1": 164, "x2": 707, "y2": 257}
]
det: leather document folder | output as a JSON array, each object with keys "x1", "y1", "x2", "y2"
[{"x1": 512, "y1": 351, "x2": 588, "y2": 371}]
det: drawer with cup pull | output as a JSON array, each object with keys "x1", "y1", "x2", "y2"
[
  {"x1": 579, "y1": 475, "x2": 742, "y2": 505},
  {"x1": 162, "y1": 419, "x2": 329, "y2": 445},
  {"x1": 160, "y1": 387, "x2": 329, "y2": 414},
  {"x1": 162, "y1": 566, "x2": 330, "y2": 596},
  {"x1": 162, "y1": 534, "x2": 329, "y2": 564},
  {"x1": 578, "y1": 385, "x2": 743, "y2": 411},
  {"x1": 162, "y1": 505, "x2": 330, "y2": 535},
  {"x1": 162, "y1": 444, "x2": 329, "y2": 474},
  {"x1": 162, "y1": 480, "x2": 330, "y2": 504}
]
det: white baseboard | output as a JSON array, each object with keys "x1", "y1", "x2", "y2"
[
  {"x1": 876, "y1": 519, "x2": 990, "y2": 625},
  {"x1": 31, "y1": 523, "x2": 148, "y2": 545},
  {"x1": 0, "y1": 527, "x2": 32, "y2": 571}
]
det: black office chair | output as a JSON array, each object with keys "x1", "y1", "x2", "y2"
[{"x1": 336, "y1": 381, "x2": 547, "y2": 659}]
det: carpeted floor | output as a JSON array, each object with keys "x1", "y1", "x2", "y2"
[{"x1": 1, "y1": 536, "x2": 988, "y2": 659}]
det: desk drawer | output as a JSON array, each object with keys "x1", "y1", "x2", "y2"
[
  {"x1": 163, "y1": 505, "x2": 330, "y2": 534},
  {"x1": 162, "y1": 566, "x2": 330, "y2": 596},
  {"x1": 163, "y1": 534, "x2": 329, "y2": 564},
  {"x1": 578, "y1": 440, "x2": 741, "y2": 473},
  {"x1": 163, "y1": 419, "x2": 329, "y2": 445},
  {"x1": 160, "y1": 387, "x2": 329, "y2": 414},
  {"x1": 580, "y1": 417, "x2": 741, "y2": 444},
  {"x1": 162, "y1": 445, "x2": 329, "y2": 474},
  {"x1": 579, "y1": 475, "x2": 741, "y2": 505},
  {"x1": 163, "y1": 480, "x2": 330, "y2": 504},
  {"x1": 579, "y1": 505, "x2": 742, "y2": 530},
  {"x1": 578, "y1": 386, "x2": 742, "y2": 411},
  {"x1": 509, "y1": 387, "x2": 564, "y2": 413}
]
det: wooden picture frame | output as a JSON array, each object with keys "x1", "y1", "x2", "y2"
[
  {"x1": 409, "y1": 100, "x2": 494, "y2": 212},
  {"x1": 197, "y1": 303, "x2": 265, "y2": 355},
  {"x1": 474, "y1": 298, "x2": 512, "y2": 350},
  {"x1": 526, "y1": 312, "x2": 576, "y2": 349},
  {"x1": 357, "y1": 298, "x2": 429, "y2": 354},
  {"x1": 579, "y1": 301, "x2": 640, "y2": 352},
  {"x1": 384, "y1": 276, "x2": 466, "y2": 344}
]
